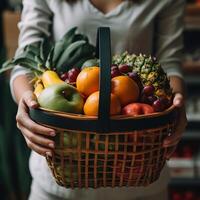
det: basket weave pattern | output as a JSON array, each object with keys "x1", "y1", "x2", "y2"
[{"x1": 46, "y1": 122, "x2": 175, "y2": 188}]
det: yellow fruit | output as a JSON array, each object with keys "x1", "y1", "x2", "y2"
[
  {"x1": 42, "y1": 70, "x2": 64, "y2": 88},
  {"x1": 34, "y1": 79, "x2": 44, "y2": 98}
]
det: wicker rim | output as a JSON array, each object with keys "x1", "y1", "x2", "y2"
[{"x1": 36, "y1": 105, "x2": 176, "y2": 121}]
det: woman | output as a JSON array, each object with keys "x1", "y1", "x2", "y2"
[{"x1": 11, "y1": 0, "x2": 187, "y2": 199}]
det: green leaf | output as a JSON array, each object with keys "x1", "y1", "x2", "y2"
[
  {"x1": 40, "y1": 37, "x2": 53, "y2": 61},
  {"x1": 12, "y1": 58, "x2": 43, "y2": 73},
  {"x1": 0, "y1": 65, "x2": 15, "y2": 74},
  {"x1": 56, "y1": 40, "x2": 86, "y2": 72},
  {"x1": 0, "y1": 59, "x2": 16, "y2": 74},
  {"x1": 14, "y1": 51, "x2": 36, "y2": 61},
  {"x1": 52, "y1": 27, "x2": 77, "y2": 66},
  {"x1": 61, "y1": 27, "x2": 77, "y2": 42},
  {"x1": 61, "y1": 43, "x2": 95, "y2": 70},
  {"x1": 73, "y1": 56, "x2": 94, "y2": 69},
  {"x1": 45, "y1": 47, "x2": 54, "y2": 69},
  {"x1": 72, "y1": 34, "x2": 89, "y2": 43},
  {"x1": 34, "y1": 55, "x2": 44, "y2": 66},
  {"x1": 24, "y1": 42, "x2": 41, "y2": 55}
]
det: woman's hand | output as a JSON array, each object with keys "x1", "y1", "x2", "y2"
[
  {"x1": 163, "y1": 92, "x2": 187, "y2": 159},
  {"x1": 16, "y1": 90, "x2": 56, "y2": 157}
]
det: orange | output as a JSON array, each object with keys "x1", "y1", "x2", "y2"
[
  {"x1": 111, "y1": 75, "x2": 139, "y2": 106},
  {"x1": 76, "y1": 66, "x2": 99, "y2": 97},
  {"x1": 84, "y1": 91, "x2": 121, "y2": 116}
]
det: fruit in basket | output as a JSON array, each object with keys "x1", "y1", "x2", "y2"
[
  {"x1": 33, "y1": 79, "x2": 44, "y2": 98},
  {"x1": 81, "y1": 58, "x2": 99, "y2": 69},
  {"x1": 111, "y1": 65, "x2": 122, "y2": 78},
  {"x1": 118, "y1": 64, "x2": 132, "y2": 74},
  {"x1": 142, "y1": 85, "x2": 155, "y2": 96},
  {"x1": 122, "y1": 103, "x2": 154, "y2": 116},
  {"x1": 83, "y1": 91, "x2": 121, "y2": 116},
  {"x1": 66, "y1": 67, "x2": 81, "y2": 83},
  {"x1": 42, "y1": 70, "x2": 64, "y2": 88},
  {"x1": 38, "y1": 83, "x2": 84, "y2": 113},
  {"x1": 111, "y1": 76, "x2": 139, "y2": 106},
  {"x1": 127, "y1": 71, "x2": 143, "y2": 90},
  {"x1": 112, "y1": 52, "x2": 173, "y2": 106},
  {"x1": 152, "y1": 99, "x2": 167, "y2": 112},
  {"x1": 60, "y1": 72, "x2": 69, "y2": 81},
  {"x1": 76, "y1": 66, "x2": 100, "y2": 97}
]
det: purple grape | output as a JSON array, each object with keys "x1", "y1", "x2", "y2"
[
  {"x1": 147, "y1": 95, "x2": 157, "y2": 104},
  {"x1": 118, "y1": 64, "x2": 131, "y2": 74},
  {"x1": 127, "y1": 72, "x2": 140, "y2": 82},
  {"x1": 142, "y1": 85, "x2": 155, "y2": 96},
  {"x1": 64, "y1": 78, "x2": 69, "y2": 83},
  {"x1": 111, "y1": 64, "x2": 118, "y2": 68},
  {"x1": 111, "y1": 65, "x2": 118, "y2": 71},
  {"x1": 160, "y1": 97, "x2": 170, "y2": 109},
  {"x1": 111, "y1": 68, "x2": 121, "y2": 78},
  {"x1": 67, "y1": 67, "x2": 80, "y2": 83},
  {"x1": 140, "y1": 94, "x2": 149, "y2": 104},
  {"x1": 60, "y1": 72, "x2": 68, "y2": 81},
  {"x1": 152, "y1": 99, "x2": 165, "y2": 112},
  {"x1": 128, "y1": 72, "x2": 143, "y2": 90}
]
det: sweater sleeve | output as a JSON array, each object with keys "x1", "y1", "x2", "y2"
[
  {"x1": 10, "y1": 0, "x2": 52, "y2": 101},
  {"x1": 155, "y1": 0, "x2": 185, "y2": 78}
]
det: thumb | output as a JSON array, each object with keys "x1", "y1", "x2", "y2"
[
  {"x1": 23, "y1": 90, "x2": 39, "y2": 108},
  {"x1": 173, "y1": 93, "x2": 184, "y2": 108}
]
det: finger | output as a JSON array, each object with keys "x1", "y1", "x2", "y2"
[
  {"x1": 18, "y1": 124, "x2": 55, "y2": 149},
  {"x1": 23, "y1": 90, "x2": 39, "y2": 108},
  {"x1": 173, "y1": 93, "x2": 184, "y2": 107},
  {"x1": 16, "y1": 112, "x2": 56, "y2": 137},
  {"x1": 25, "y1": 137, "x2": 53, "y2": 157}
]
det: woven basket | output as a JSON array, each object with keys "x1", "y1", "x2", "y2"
[{"x1": 29, "y1": 27, "x2": 177, "y2": 189}]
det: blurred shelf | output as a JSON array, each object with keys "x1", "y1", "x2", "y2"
[
  {"x1": 185, "y1": 16, "x2": 200, "y2": 30},
  {"x1": 169, "y1": 178, "x2": 200, "y2": 187},
  {"x1": 184, "y1": 75, "x2": 200, "y2": 85},
  {"x1": 185, "y1": 4, "x2": 200, "y2": 30},
  {"x1": 186, "y1": 4, "x2": 200, "y2": 16},
  {"x1": 183, "y1": 129, "x2": 200, "y2": 139},
  {"x1": 187, "y1": 113, "x2": 200, "y2": 122},
  {"x1": 183, "y1": 61, "x2": 200, "y2": 73}
]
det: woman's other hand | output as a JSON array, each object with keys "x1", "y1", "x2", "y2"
[{"x1": 16, "y1": 90, "x2": 56, "y2": 157}]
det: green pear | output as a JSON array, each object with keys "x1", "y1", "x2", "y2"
[{"x1": 38, "y1": 83, "x2": 84, "y2": 114}]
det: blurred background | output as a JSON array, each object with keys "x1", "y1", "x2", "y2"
[{"x1": 0, "y1": 0, "x2": 200, "y2": 199}]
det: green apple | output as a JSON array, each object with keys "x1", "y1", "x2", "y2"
[{"x1": 38, "y1": 83, "x2": 84, "y2": 114}]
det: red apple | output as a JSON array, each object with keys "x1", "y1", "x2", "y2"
[{"x1": 122, "y1": 103, "x2": 154, "y2": 116}]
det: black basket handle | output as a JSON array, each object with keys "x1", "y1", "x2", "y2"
[{"x1": 96, "y1": 27, "x2": 112, "y2": 133}]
